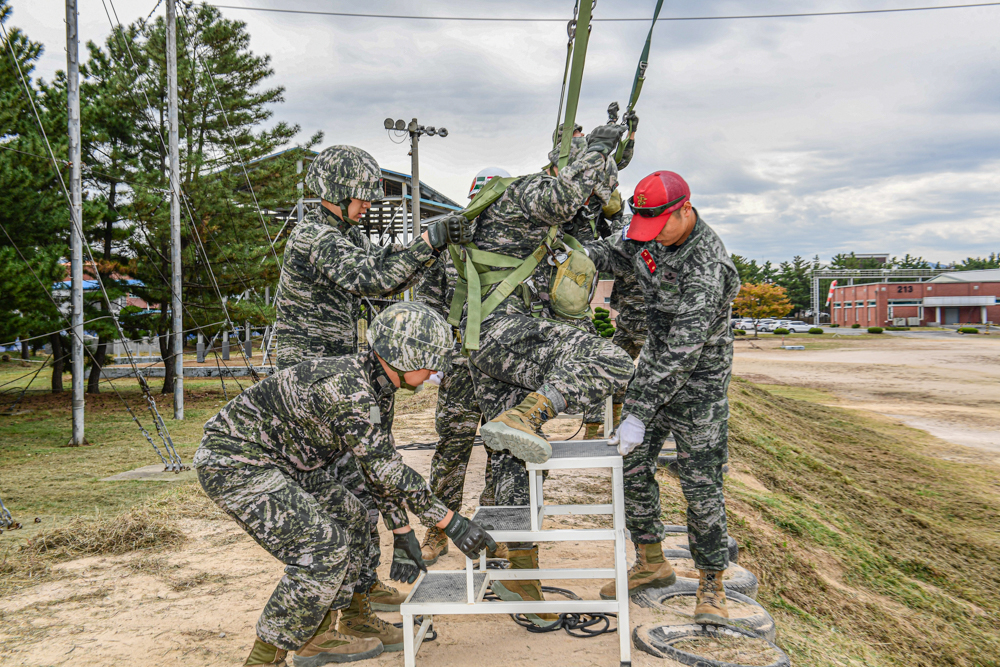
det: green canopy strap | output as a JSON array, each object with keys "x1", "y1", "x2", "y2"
[
  {"x1": 615, "y1": 0, "x2": 664, "y2": 164},
  {"x1": 557, "y1": 0, "x2": 593, "y2": 170}
]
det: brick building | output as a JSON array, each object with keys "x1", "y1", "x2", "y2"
[{"x1": 830, "y1": 269, "x2": 1000, "y2": 326}]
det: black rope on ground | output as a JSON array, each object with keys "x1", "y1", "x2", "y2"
[
  {"x1": 483, "y1": 585, "x2": 617, "y2": 638},
  {"x1": 391, "y1": 616, "x2": 438, "y2": 642}
]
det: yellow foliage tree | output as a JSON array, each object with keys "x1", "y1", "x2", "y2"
[{"x1": 733, "y1": 283, "x2": 793, "y2": 337}]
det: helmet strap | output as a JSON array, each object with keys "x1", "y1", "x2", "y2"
[
  {"x1": 387, "y1": 361, "x2": 418, "y2": 391},
  {"x1": 337, "y1": 197, "x2": 359, "y2": 225}
]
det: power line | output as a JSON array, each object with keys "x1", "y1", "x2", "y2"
[{"x1": 208, "y1": 2, "x2": 1000, "y2": 22}]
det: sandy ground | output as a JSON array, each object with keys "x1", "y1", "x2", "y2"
[
  {"x1": 0, "y1": 414, "x2": 708, "y2": 666},
  {"x1": 733, "y1": 333, "x2": 1000, "y2": 465}
]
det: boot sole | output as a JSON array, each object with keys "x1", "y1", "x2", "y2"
[
  {"x1": 480, "y1": 422, "x2": 552, "y2": 464},
  {"x1": 599, "y1": 572, "x2": 677, "y2": 600},
  {"x1": 694, "y1": 612, "x2": 733, "y2": 626},
  {"x1": 491, "y1": 581, "x2": 561, "y2": 629},
  {"x1": 292, "y1": 642, "x2": 384, "y2": 666}
]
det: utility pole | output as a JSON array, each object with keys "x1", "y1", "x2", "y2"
[
  {"x1": 383, "y1": 117, "x2": 447, "y2": 240},
  {"x1": 66, "y1": 0, "x2": 84, "y2": 445},
  {"x1": 166, "y1": 0, "x2": 183, "y2": 419}
]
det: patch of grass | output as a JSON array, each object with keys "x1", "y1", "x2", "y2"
[
  {"x1": 25, "y1": 507, "x2": 186, "y2": 559},
  {"x1": 755, "y1": 384, "x2": 840, "y2": 404}
]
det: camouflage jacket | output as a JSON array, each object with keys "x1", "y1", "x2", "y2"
[
  {"x1": 586, "y1": 214, "x2": 741, "y2": 424},
  {"x1": 608, "y1": 215, "x2": 647, "y2": 335},
  {"x1": 197, "y1": 355, "x2": 449, "y2": 530},
  {"x1": 274, "y1": 207, "x2": 438, "y2": 368},
  {"x1": 468, "y1": 150, "x2": 612, "y2": 320}
]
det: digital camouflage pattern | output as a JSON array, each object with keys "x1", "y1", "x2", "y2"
[
  {"x1": 586, "y1": 213, "x2": 740, "y2": 571},
  {"x1": 196, "y1": 355, "x2": 450, "y2": 530},
  {"x1": 414, "y1": 256, "x2": 490, "y2": 512},
  {"x1": 305, "y1": 145, "x2": 384, "y2": 204},
  {"x1": 469, "y1": 314, "x2": 634, "y2": 513},
  {"x1": 609, "y1": 215, "x2": 647, "y2": 359},
  {"x1": 274, "y1": 206, "x2": 436, "y2": 369},
  {"x1": 366, "y1": 302, "x2": 453, "y2": 373},
  {"x1": 196, "y1": 458, "x2": 369, "y2": 649},
  {"x1": 547, "y1": 135, "x2": 588, "y2": 169}
]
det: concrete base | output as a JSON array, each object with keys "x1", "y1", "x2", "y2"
[{"x1": 101, "y1": 464, "x2": 197, "y2": 482}]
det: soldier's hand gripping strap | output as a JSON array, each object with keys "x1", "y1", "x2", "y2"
[
  {"x1": 444, "y1": 513, "x2": 498, "y2": 561},
  {"x1": 447, "y1": 226, "x2": 558, "y2": 351}
]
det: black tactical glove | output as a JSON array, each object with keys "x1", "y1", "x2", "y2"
[
  {"x1": 586, "y1": 124, "x2": 624, "y2": 156},
  {"x1": 425, "y1": 213, "x2": 470, "y2": 250},
  {"x1": 390, "y1": 530, "x2": 427, "y2": 584},
  {"x1": 443, "y1": 513, "x2": 498, "y2": 560},
  {"x1": 623, "y1": 109, "x2": 639, "y2": 134}
]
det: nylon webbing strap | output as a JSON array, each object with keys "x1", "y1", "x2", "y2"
[
  {"x1": 557, "y1": 0, "x2": 593, "y2": 170},
  {"x1": 452, "y1": 226, "x2": 558, "y2": 351},
  {"x1": 616, "y1": 0, "x2": 664, "y2": 164}
]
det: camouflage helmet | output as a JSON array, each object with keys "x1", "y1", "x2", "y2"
[
  {"x1": 306, "y1": 145, "x2": 384, "y2": 205},
  {"x1": 367, "y1": 302, "x2": 453, "y2": 373},
  {"x1": 551, "y1": 122, "x2": 584, "y2": 146},
  {"x1": 546, "y1": 136, "x2": 588, "y2": 170}
]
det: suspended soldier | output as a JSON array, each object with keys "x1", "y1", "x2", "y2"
[
  {"x1": 450, "y1": 127, "x2": 635, "y2": 625},
  {"x1": 586, "y1": 171, "x2": 741, "y2": 624},
  {"x1": 272, "y1": 145, "x2": 470, "y2": 642},
  {"x1": 414, "y1": 168, "x2": 512, "y2": 566},
  {"x1": 196, "y1": 303, "x2": 495, "y2": 666}
]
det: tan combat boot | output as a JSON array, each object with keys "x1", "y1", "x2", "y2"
[
  {"x1": 368, "y1": 578, "x2": 406, "y2": 612},
  {"x1": 420, "y1": 526, "x2": 449, "y2": 566},
  {"x1": 612, "y1": 402, "x2": 623, "y2": 428},
  {"x1": 490, "y1": 546, "x2": 560, "y2": 628},
  {"x1": 244, "y1": 637, "x2": 288, "y2": 666},
  {"x1": 337, "y1": 592, "x2": 405, "y2": 652},
  {"x1": 600, "y1": 542, "x2": 677, "y2": 599},
  {"x1": 584, "y1": 422, "x2": 604, "y2": 440},
  {"x1": 486, "y1": 541, "x2": 509, "y2": 559},
  {"x1": 694, "y1": 569, "x2": 730, "y2": 624},
  {"x1": 292, "y1": 610, "x2": 383, "y2": 667},
  {"x1": 480, "y1": 392, "x2": 555, "y2": 463}
]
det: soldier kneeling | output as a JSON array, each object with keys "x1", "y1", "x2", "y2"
[{"x1": 195, "y1": 303, "x2": 496, "y2": 666}]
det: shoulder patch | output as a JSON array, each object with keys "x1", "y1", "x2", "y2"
[
  {"x1": 621, "y1": 223, "x2": 630, "y2": 241},
  {"x1": 640, "y1": 248, "x2": 656, "y2": 274}
]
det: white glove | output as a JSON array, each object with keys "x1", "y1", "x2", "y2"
[
  {"x1": 616, "y1": 415, "x2": 645, "y2": 457},
  {"x1": 425, "y1": 371, "x2": 444, "y2": 387},
  {"x1": 608, "y1": 430, "x2": 620, "y2": 447}
]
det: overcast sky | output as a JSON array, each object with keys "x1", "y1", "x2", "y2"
[{"x1": 10, "y1": 0, "x2": 1000, "y2": 264}]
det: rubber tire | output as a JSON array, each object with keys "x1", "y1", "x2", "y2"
[
  {"x1": 633, "y1": 622, "x2": 790, "y2": 667},
  {"x1": 663, "y1": 525, "x2": 740, "y2": 564},
  {"x1": 635, "y1": 590, "x2": 775, "y2": 642}
]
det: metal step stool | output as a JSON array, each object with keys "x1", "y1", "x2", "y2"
[{"x1": 400, "y1": 436, "x2": 632, "y2": 666}]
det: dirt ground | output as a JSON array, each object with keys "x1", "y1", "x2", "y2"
[
  {"x1": 0, "y1": 413, "x2": 701, "y2": 666},
  {"x1": 733, "y1": 332, "x2": 1000, "y2": 465}
]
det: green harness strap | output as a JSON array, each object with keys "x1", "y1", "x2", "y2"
[{"x1": 615, "y1": 0, "x2": 665, "y2": 164}]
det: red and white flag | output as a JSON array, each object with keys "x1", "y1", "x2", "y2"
[{"x1": 825, "y1": 280, "x2": 838, "y2": 305}]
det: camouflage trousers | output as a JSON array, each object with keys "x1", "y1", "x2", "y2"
[
  {"x1": 429, "y1": 356, "x2": 493, "y2": 511},
  {"x1": 196, "y1": 447, "x2": 370, "y2": 649},
  {"x1": 612, "y1": 322, "x2": 646, "y2": 361},
  {"x1": 624, "y1": 377, "x2": 732, "y2": 572},
  {"x1": 469, "y1": 314, "x2": 634, "y2": 545}
]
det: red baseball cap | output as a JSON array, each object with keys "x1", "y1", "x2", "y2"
[{"x1": 625, "y1": 171, "x2": 691, "y2": 242}]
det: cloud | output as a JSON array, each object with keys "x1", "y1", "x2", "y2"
[{"x1": 13, "y1": 0, "x2": 1000, "y2": 263}]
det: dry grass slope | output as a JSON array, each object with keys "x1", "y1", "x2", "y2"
[{"x1": 717, "y1": 377, "x2": 1000, "y2": 667}]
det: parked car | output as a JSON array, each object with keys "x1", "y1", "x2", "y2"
[{"x1": 783, "y1": 320, "x2": 812, "y2": 333}]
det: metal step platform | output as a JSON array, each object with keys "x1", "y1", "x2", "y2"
[{"x1": 400, "y1": 433, "x2": 632, "y2": 666}]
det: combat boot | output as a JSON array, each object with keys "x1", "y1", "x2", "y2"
[
  {"x1": 600, "y1": 542, "x2": 677, "y2": 599},
  {"x1": 420, "y1": 526, "x2": 449, "y2": 566},
  {"x1": 694, "y1": 569, "x2": 731, "y2": 625},
  {"x1": 486, "y1": 541, "x2": 509, "y2": 559},
  {"x1": 490, "y1": 546, "x2": 560, "y2": 628},
  {"x1": 480, "y1": 392, "x2": 555, "y2": 463},
  {"x1": 612, "y1": 402, "x2": 623, "y2": 428},
  {"x1": 244, "y1": 638, "x2": 288, "y2": 666},
  {"x1": 337, "y1": 592, "x2": 405, "y2": 652},
  {"x1": 292, "y1": 609, "x2": 383, "y2": 666},
  {"x1": 584, "y1": 422, "x2": 604, "y2": 440},
  {"x1": 368, "y1": 578, "x2": 406, "y2": 612}
]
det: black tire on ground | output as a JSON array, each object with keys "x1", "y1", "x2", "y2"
[
  {"x1": 662, "y1": 525, "x2": 740, "y2": 564},
  {"x1": 633, "y1": 622, "x2": 790, "y2": 666},
  {"x1": 636, "y1": 590, "x2": 775, "y2": 642},
  {"x1": 631, "y1": 561, "x2": 759, "y2": 604}
]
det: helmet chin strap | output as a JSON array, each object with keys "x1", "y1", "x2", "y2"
[
  {"x1": 337, "y1": 197, "x2": 359, "y2": 225},
  {"x1": 387, "y1": 361, "x2": 418, "y2": 391}
]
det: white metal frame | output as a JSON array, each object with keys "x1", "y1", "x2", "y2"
[{"x1": 400, "y1": 438, "x2": 632, "y2": 666}]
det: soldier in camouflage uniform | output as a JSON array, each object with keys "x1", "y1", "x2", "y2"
[
  {"x1": 196, "y1": 303, "x2": 495, "y2": 666},
  {"x1": 457, "y1": 127, "x2": 635, "y2": 626},
  {"x1": 413, "y1": 169, "x2": 518, "y2": 565},
  {"x1": 586, "y1": 171, "x2": 741, "y2": 625},
  {"x1": 272, "y1": 146, "x2": 469, "y2": 635}
]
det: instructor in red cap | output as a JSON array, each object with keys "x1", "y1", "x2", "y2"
[{"x1": 586, "y1": 171, "x2": 741, "y2": 625}]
